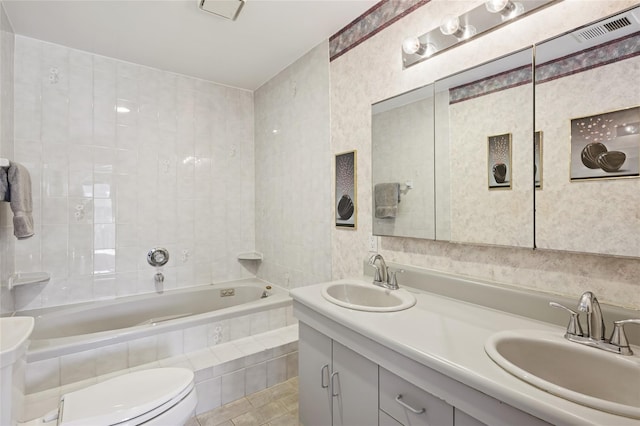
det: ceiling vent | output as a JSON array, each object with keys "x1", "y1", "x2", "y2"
[
  {"x1": 572, "y1": 12, "x2": 637, "y2": 42},
  {"x1": 198, "y1": 0, "x2": 245, "y2": 21}
]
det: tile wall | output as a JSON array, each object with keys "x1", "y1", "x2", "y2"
[
  {"x1": 8, "y1": 36, "x2": 256, "y2": 312},
  {"x1": 0, "y1": 1, "x2": 15, "y2": 313},
  {"x1": 254, "y1": 42, "x2": 332, "y2": 289}
]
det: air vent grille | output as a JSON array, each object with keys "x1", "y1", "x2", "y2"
[{"x1": 574, "y1": 15, "x2": 633, "y2": 42}]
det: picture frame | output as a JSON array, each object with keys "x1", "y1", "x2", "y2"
[
  {"x1": 570, "y1": 106, "x2": 640, "y2": 181},
  {"x1": 335, "y1": 150, "x2": 357, "y2": 229},
  {"x1": 535, "y1": 131, "x2": 543, "y2": 189},
  {"x1": 488, "y1": 133, "x2": 512, "y2": 189}
]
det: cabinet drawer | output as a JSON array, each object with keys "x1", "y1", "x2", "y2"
[{"x1": 379, "y1": 367, "x2": 454, "y2": 426}]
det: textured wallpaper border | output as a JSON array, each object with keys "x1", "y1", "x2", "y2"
[
  {"x1": 450, "y1": 31, "x2": 640, "y2": 104},
  {"x1": 329, "y1": 0, "x2": 430, "y2": 62}
]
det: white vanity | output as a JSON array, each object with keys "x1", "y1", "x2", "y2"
[{"x1": 291, "y1": 266, "x2": 640, "y2": 426}]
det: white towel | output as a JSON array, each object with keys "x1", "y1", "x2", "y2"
[
  {"x1": 374, "y1": 182, "x2": 400, "y2": 219},
  {"x1": 7, "y1": 161, "x2": 34, "y2": 239}
]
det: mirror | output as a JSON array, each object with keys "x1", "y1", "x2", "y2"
[
  {"x1": 371, "y1": 84, "x2": 436, "y2": 239},
  {"x1": 435, "y1": 48, "x2": 534, "y2": 247},
  {"x1": 534, "y1": 6, "x2": 640, "y2": 257}
]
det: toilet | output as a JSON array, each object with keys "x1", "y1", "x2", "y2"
[
  {"x1": 1, "y1": 317, "x2": 197, "y2": 426},
  {"x1": 22, "y1": 368, "x2": 197, "y2": 426}
]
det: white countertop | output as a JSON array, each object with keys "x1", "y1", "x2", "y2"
[{"x1": 290, "y1": 278, "x2": 640, "y2": 426}]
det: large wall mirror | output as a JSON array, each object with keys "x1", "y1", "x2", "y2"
[
  {"x1": 435, "y1": 48, "x2": 534, "y2": 248},
  {"x1": 371, "y1": 5, "x2": 639, "y2": 257},
  {"x1": 534, "y1": 6, "x2": 640, "y2": 257},
  {"x1": 372, "y1": 84, "x2": 435, "y2": 239}
]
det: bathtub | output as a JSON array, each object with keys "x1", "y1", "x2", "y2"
[{"x1": 17, "y1": 278, "x2": 292, "y2": 364}]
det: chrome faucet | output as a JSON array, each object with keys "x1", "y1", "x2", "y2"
[
  {"x1": 577, "y1": 291, "x2": 605, "y2": 341},
  {"x1": 550, "y1": 291, "x2": 640, "y2": 356},
  {"x1": 368, "y1": 254, "x2": 402, "y2": 290}
]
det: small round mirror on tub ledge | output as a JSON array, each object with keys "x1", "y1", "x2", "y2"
[{"x1": 147, "y1": 247, "x2": 170, "y2": 267}]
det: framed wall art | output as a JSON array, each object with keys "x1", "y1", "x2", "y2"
[
  {"x1": 570, "y1": 106, "x2": 640, "y2": 181},
  {"x1": 535, "y1": 131, "x2": 543, "y2": 189},
  {"x1": 488, "y1": 133, "x2": 512, "y2": 189},
  {"x1": 335, "y1": 150, "x2": 357, "y2": 228}
]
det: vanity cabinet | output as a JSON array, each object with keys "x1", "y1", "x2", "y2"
[
  {"x1": 298, "y1": 322, "x2": 378, "y2": 426},
  {"x1": 298, "y1": 319, "x2": 550, "y2": 426}
]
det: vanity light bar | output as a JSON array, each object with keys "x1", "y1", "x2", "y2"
[{"x1": 402, "y1": 0, "x2": 557, "y2": 69}]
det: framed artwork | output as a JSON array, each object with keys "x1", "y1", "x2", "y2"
[
  {"x1": 335, "y1": 150, "x2": 357, "y2": 228},
  {"x1": 535, "y1": 131, "x2": 543, "y2": 189},
  {"x1": 570, "y1": 106, "x2": 640, "y2": 181},
  {"x1": 488, "y1": 133, "x2": 512, "y2": 189}
]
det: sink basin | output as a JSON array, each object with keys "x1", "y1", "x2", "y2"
[
  {"x1": 1, "y1": 316, "x2": 34, "y2": 368},
  {"x1": 321, "y1": 282, "x2": 416, "y2": 312},
  {"x1": 485, "y1": 329, "x2": 640, "y2": 419}
]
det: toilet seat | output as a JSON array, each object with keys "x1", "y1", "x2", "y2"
[{"x1": 57, "y1": 368, "x2": 195, "y2": 426}]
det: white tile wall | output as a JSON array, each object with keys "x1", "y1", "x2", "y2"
[
  {"x1": 254, "y1": 41, "x2": 333, "y2": 290},
  {"x1": 0, "y1": 3, "x2": 15, "y2": 313},
  {"x1": 11, "y1": 36, "x2": 256, "y2": 310}
]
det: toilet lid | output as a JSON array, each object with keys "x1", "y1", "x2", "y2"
[{"x1": 58, "y1": 368, "x2": 194, "y2": 426}]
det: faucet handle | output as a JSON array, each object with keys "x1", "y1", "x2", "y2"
[
  {"x1": 387, "y1": 269, "x2": 404, "y2": 289},
  {"x1": 550, "y1": 302, "x2": 583, "y2": 337},
  {"x1": 609, "y1": 319, "x2": 640, "y2": 355}
]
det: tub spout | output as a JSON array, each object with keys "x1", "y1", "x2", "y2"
[{"x1": 154, "y1": 272, "x2": 165, "y2": 284}]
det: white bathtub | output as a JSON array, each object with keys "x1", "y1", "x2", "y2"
[{"x1": 17, "y1": 278, "x2": 292, "y2": 364}]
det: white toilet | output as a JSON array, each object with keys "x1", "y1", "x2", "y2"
[{"x1": 1, "y1": 317, "x2": 197, "y2": 426}]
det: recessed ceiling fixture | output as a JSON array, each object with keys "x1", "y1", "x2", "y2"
[{"x1": 198, "y1": 0, "x2": 245, "y2": 21}]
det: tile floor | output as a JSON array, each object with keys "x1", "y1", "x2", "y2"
[{"x1": 188, "y1": 377, "x2": 299, "y2": 426}]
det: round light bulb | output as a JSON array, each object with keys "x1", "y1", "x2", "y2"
[
  {"x1": 402, "y1": 37, "x2": 422, "y2": 55},
  {"x1": 485, "y1": 0, "x2": 510, "y2": 13},
  {"x1": 440, "y1": 15, "x2": 461, "y2": 36}
]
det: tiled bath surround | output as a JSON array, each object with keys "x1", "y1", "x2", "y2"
[
  {"x1": 24, "y1": 304, "x2": 296, "y2": 393},
  {"x1": 0, "y1": 3, "x2": 15, "y2": 313},
  {"x1": 9, "y1": 35, "x2": 256, "y2": 312},
  {"x1": 23, "y1": 324, "x2": 299, "y2": 419},
  {"x1": 254, "y1": 42, "x2": 333, "y2": 289}
]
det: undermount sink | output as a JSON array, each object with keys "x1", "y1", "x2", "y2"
[
  {"x1": 485, "y1": 329, "x2": 640, "y2": 419},
  {"x1": 321, "y1": 281, "x2": 416, "y2": 312}
]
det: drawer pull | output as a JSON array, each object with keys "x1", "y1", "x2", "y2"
[
  {"x1": 331, "y1": 372, "x2": 340, "y2": 397},
  {"x1": 395, "y1": 394, "x2": 426, "y2": 414},
  {"x1": 321, "y1": 364, "x2": 329, "y2": 389}
]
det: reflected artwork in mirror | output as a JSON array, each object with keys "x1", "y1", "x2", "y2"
[
  {"x1": 534, "y1": 5, "x2": 640, "y2": 257},
  {"x1": 435, "y1": 48, "x2": 534, "y2": 248},
  {"x1": 371, "y1": 84, "x2": 436, "y2": 239}
]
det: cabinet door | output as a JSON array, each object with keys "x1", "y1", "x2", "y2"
[
  {"x1": 299, "y1": 323, "x2": 332, "y2": 426},
  {"x1": 331, "y1": 340, "x2": 379, "y2": 426}
]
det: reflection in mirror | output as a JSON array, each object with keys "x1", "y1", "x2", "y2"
[
  {"x1": 435, "y1": 48, "x2": 534, "y2": 247},
  {"x1": 534, "y1": 6, "x2": 640, "y2": 257},
  {"x1": 371, "y1": 84, "x2": 435, "y2": 239}
]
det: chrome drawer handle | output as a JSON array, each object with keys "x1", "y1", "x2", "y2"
[{"x1": 395, "y1": 394, "x2": 425, "y2": 414}]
